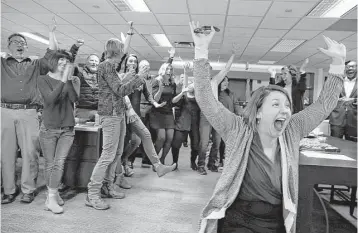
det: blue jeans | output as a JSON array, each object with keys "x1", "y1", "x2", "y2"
[
  {"x1": 39, "y1": 124, "x2": 75, "y2": 189},
  {"x1": 198, "y1": 113, "x2": 221, "y2": 168},
  {"x1": 87, "y1": 115, "x2": 126, "y2": 199},
  {"x1": 119, "y1": 116, "x2": 160, "y2": 172}
]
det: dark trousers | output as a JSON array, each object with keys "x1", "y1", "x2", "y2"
[
  {"x1": 128, "y1": 113, "x2": 155, "y2": 164},
  {"x1": 171, "y1": 124, "x2": 200, "y2": 165},
  {"x1": 219, "y1": 139, "x2": 225, "y2": 163},
  {"x1": 330, "y1": 124, "x2": 357, "y2": 142}
]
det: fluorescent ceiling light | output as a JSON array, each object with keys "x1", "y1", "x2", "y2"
[
  {"x1": 110, "y1": 0, "x2": 150, "y2": 12},
  {"x1": 152, "y1": 34, "x2": 172, "y2": 47},
  {"x1": 258, "y1": 60, "x2": 276, "y2": 64},
  {"x1": 308, "y1": 0, "x2": 357, "y2": 18},
  {"x1": 20, "y1": 32, "x2": 49, "y2": 45},
  {"x1": 271, "y1": 39, "x2": 306, "y2": 53}
]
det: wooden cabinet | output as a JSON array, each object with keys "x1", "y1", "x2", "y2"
[{"x1": 63, "y1": 126, "x2": 102, "y2": 188}]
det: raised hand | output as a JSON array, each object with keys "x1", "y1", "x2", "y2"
[
  {"x1": 268, "y1": 67, "x2": 277, "y2": 77},
  {"x1": 49, "y1": 16, "x2": 57, "y2": 32},
  {"x1": 76, "y1": 39, "x2": 84, "y2": 47},
  {"x1": 168, "y1": 47, "x2": 176, "y2": 57},
  {"x1": 300, "y1": 58, "x2": 309, "y2": 73},
  {"x1": 181, "y1": 87, "x2": 189, "y2": 93},
  {"x1": 319, "y1": 36, "x2": 346, "y2": 65},
  {"x1": 138, "y1": 65, "x2": 149, "y2": 77},
  {"x1": 183, "y1": 62, "x2": 190, "y2": 73},
  {"x1": 189, "y1": 21, "x2": 216, "y2": 52}
]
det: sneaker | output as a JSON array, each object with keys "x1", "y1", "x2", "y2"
[
  {"x1": 198, "y1": 167, "x2": 207, "y2": 175},
  {"x1": 85, "y1": 196, "x2": 110, "y2": 210},
  {"x1": 191, "y1": 161, "x2": 198, "y2": 171},
  {"x1": 115, "y1": 174, "x2": 132, "y2": 189},
  {"x1": 208, "y1": 164, "x2": 219, "y2": 172},
  {"x1": 101, "y1": 183, "x2": 125, "y2": 199},
  {"x1": 124, "y1": 165, "x2": 134, "y2": 177}
]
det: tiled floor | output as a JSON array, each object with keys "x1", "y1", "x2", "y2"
[{"x1": 1, "y1": 146, "x2": 357, "y2": 233}]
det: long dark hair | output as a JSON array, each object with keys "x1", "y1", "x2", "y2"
[
  {"x1": 218, "y1": 76, "x2": 231, "y2": 97},
  {"x1": 123, "y1": 54, "x2": 139, "y2": 73}
]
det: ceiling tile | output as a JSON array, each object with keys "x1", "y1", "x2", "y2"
[
  {"x1": 260, "y1": 51, "x2": 290, "y2": 61},
  {"x1": 120, "y1": 12, "x2": 159, "y2": 25},
  {"x1": 188, "y1": 0, "x2": 228, "y2": 14},
  {"x1": 226, "y1": 16, "x2": 262, "y2": 28},
  {"x1": 130, "y1": 34, "x2": 150, "y2": 47},
  {"x1": 91, "y1": 33, "x2": 116, "y2": 41},
  {"x1": 34, "y1": 0, "x2": 83, "y2": 13},
  {"x1": 156, "y1": 14, "x2": 190, "y2": 26},
  {"x1": 135, "y1": 25, "x2": 164, "y2": 34},
  {"x1": 2, "y1": 13, "x2": 42, "y2": 25},
  {"x1": 225, "y1": 27, "x2": 256, "y2": 37},
  {"x1": 77, "y1": 24, "x2": 110, "y2": 34},
  {"x1": 90, "y1": 13, "x2": 127, "y2": 25},
  {"x1": 293, "y1": 17, "x2": 339, "y2": 31},
  {"x1": 340, "y1": 41, "x2": 357, "y2": 50},
  {"x1": 283, "y1": 30, "x2": 321, "y2": 40},
  {"x1": 102, "y1": 24, "x2": 129, "y2": 35},
  {"x1": 266, "y1": 1, "x2": 316, "y2": 18},
  {"x1": 290, "y1": 48, "x2": 319, "y2": 57},
  {"x1": 24, "y1": 24, "x2": 49, "y2": 34},
  {"x1": 146, "y1": 0, "x2": 188, "y2": 13},
  {"x1": 191, "y1": 15, "x2": 226, "y2": 27},
  {"x1": 343, "y1": 7, "x2": 357, "y2": 20},
  {"x1": 58, "y1": 13, "x2": 97, "y2": 24},
  {"x1": 326, "y1": 19, "x2": 357, "y2": 32},
  {"x1": 167, "y1": 34, "x2": 192, "y2": 43},
  {"x1": 70, "y1": 0, "x2": 118, "y2": 14},
  {"x1": 30, "y1": 14, "x2": 70, "y2": 25},
  {"x1": 1, "y1": 4, "x2": 18, "y2": 13},
  {"x1": 316, "y1": 31, "x2": 356, "y2": 42},
  {"x1": 3, "y1": 1, "x2": 50, "y2": 13},
  {"x1": 248, "y1": 37, "x2": 280, "y2": 47},
  {"x1": 346, "y1": 49, "x2": 357, "y2": 61},
  {"x1": 254, "y1": 29, "x2": 288, "y2": 38},
  {"x1": 342, "y1": 33, "x2": 357, "y2": 42},
  {"x1": 260, "y1": 17, "x2": 300, "y2": 29},
  {"x1": 55, "y1": 25, "x2": 84, "y2": 35},
  {"x1": 228, "y1": 1, "x2": 271, "y2": 16},
  {"x1": 162, "y1": 25, "x2": 190, "y2": 34}
]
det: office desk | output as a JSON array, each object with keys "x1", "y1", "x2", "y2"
[
  {"x1": 63, "y1": 125, "x2": 102, "y2": 188},
  {"x1": 297, "y1": 136, "x2": 357, "y2": 233}
]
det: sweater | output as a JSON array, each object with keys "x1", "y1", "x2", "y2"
[{"x1": 194, "y1": 58, "x2": 344, "y2": 233}]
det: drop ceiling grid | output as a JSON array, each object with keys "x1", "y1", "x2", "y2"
[{"x1": 0, "y1": 0, "x2": 357, "y2": 70}]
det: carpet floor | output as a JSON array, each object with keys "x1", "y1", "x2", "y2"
[{"x1": 1, "y1": 146, "x2": 356, "y2": 233}]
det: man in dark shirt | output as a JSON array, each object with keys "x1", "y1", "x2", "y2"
[{"x1": 74, "y1": 54, "x2": 100, "y2": 122}]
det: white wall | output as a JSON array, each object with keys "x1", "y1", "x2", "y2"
[{"x1": 252, "y1": 80, "x2": 270, "y2": 91}]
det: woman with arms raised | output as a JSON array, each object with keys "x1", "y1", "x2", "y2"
[{"x1": 189, "y1": 21, "x2": 346, "y2": 233}]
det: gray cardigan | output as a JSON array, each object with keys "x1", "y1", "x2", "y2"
[{"x1": 193, "y1": 58, "x2": 344, "y2": 233}]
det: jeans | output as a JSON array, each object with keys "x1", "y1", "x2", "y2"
[
  {"x1": 87, "y1": 115, "x2": 126, "y2": 199},
  {"x1": 198, "y1": 113, "x2": 221, "y2": 168},
  {"x1": 119, "y1": 117, "x2": 160, "y2": 173},
  {"x1": 39, "y1": 125, "x2": 74, "y2": 189},
  {"x1": 1, "y1": 108, "x2": 40, "y2": 195}
]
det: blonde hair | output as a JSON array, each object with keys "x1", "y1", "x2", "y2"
[
  {"x1": 139, "y1": 60, "x2": 150, "y2": 68},
  {"x1": 158, "y1": 62, "x2": 174, "y2": 83},
  {"x1": 242, "y1": 85, "x2": 292, "y2": 132},
  {"x1": 104, "y1": 38, "x2": 123, "y2": 59}
]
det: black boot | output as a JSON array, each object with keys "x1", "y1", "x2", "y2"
[
  {"x1": 171, "y1": 147, "x2": 180, "y2": 170},
  {"x1": 190, "y1": 150, "x2": 198, "y2": 171}
]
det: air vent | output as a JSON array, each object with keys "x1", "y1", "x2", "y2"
[{"x1": 174, "y1": 42, "x2": 194, "y2": 49}]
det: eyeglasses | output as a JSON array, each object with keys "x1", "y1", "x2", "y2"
[
  {"x1": 346, "y1": 65, "x2": 357, "y2": 69},
  {"x1": 9, "y1": 40, "x2": 27, "y2": 46}
]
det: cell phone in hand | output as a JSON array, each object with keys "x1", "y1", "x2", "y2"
[{"x1": 194, "y1": 26, "x2": 220, "y2": 34}]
